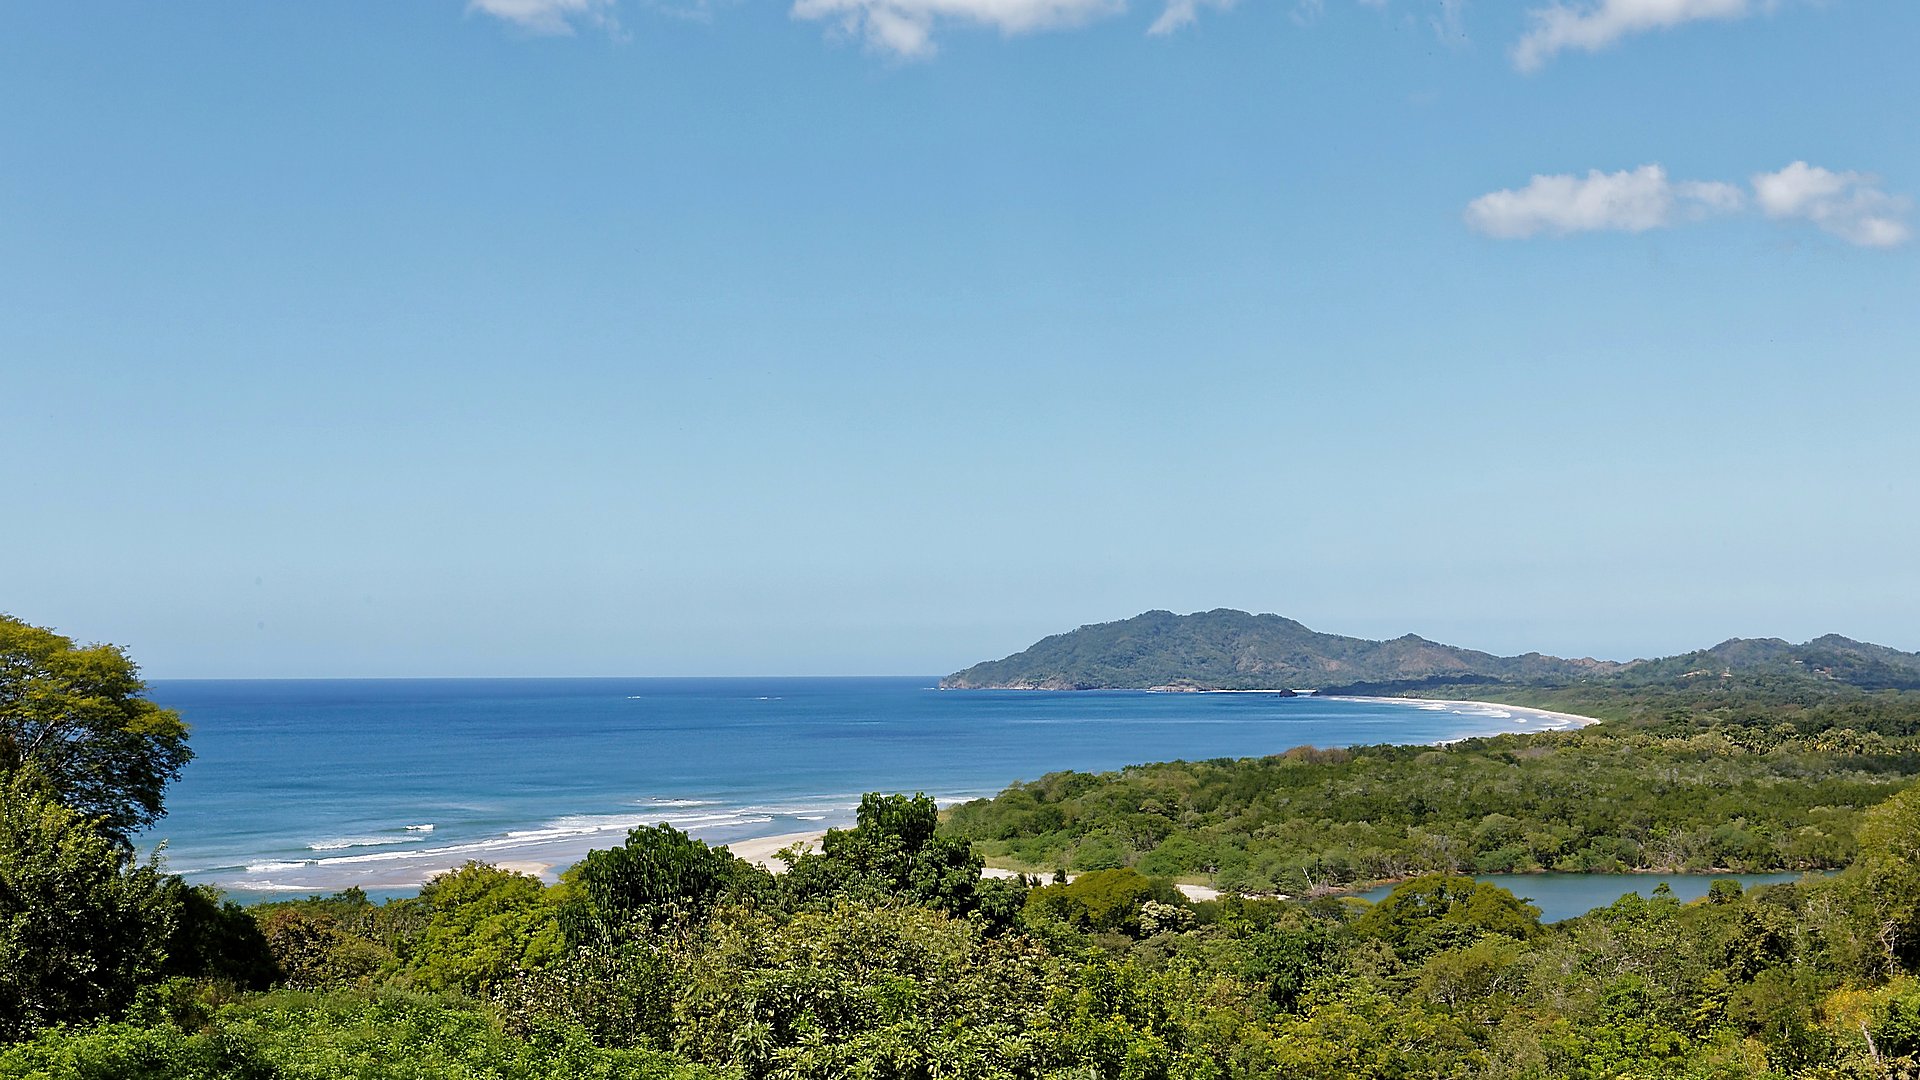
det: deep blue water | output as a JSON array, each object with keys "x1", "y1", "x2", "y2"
[{"x1": 144, "y1": 677, "x2": 1580, "y2": 899}]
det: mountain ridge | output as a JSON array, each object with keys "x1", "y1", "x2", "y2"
[{"x1": 940, "y1": 609, "x2": 1920, "y2": 692}]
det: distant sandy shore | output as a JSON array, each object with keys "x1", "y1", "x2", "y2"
[
  {"x1": 1335, "y1": 695, "x2": 1602, "y2": 732},
  {"x1": 727, "y1": 830, "x2": 824, "y2": 872}
]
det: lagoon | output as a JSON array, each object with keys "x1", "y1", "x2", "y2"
[{"x1": 1356, "y1": 872, "x2": 1817, "y2": 923}]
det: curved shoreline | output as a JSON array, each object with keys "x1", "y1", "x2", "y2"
[
  {"x1": 1337, "y1": 696, "x2": 1602, "y2": 735},
  {"x1": 212, "y1": 695, "x2": 1602, "y2": 897}
]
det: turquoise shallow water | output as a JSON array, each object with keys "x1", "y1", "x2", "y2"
[
  {"x1": 1356, "y1": 872, "x2": 1818, "y2": 923},
  {"x1": 144, "y1": 677, "x2": 1584, "y2": 898}
]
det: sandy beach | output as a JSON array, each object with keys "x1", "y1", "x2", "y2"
[
  {"x1": 1333, "y1": 696, "x2": 1601, "y2": 732},
  {"x1": 727, "y1": 830, "x2": 824, "y2": 871}
]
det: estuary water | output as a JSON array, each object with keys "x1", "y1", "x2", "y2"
[
  {"x1": 1355, "y1": 872, "x2": 1818, "y2": 924},
  {"x1": 145, "y1": 677, "x2": 1586, "y2": 900}
]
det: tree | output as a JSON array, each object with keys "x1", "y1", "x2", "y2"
[
  {"x1": 1845, "y1": 781, "x2": 1920, "y2": 972},
  {"x1": 1353, "y1": 875, "x2": 1542, "y2": 961},
  {"x1": 782, "y1": 793, "x2": 1003, "y2": 921},
  {"x1": 160, "y1": 881, "x2": 280, "y2": 990},
  {"x1": 409, "y1": 862, "x2": 566, "y2": 995},
  {"x1": 1023, "y1": 868, "x2": 1179, "y2": 935},
  {"x1": 0, "y1": 771, "x2": 175, "y2": 1040},
  {"x1": 0, "y1": 615, "x2": 191, "y2": 840},
  {"x1": 566, "y1": 823, "x2": 767, "y2": 943}
]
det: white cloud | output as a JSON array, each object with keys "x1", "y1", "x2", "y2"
[
  {"x1": 1150, "y1": 0, "x2": 1463, "y2": 47},
  {"x1": 791, "y1": 0, "x2": 1123, "y2": 56},
  {"x1": 1753, "y1": 162, "x2": 1914, "y2": 248},
  {"x1": 469, "y1": 0, "x2": 617, "y2": 33},
  {"x1": 1147, "y1": 0, "x2": 1236, "y2": 35},
  {"x1": 1464, "y1": 165, "x2": 1742, "y2": 238},
  {"x1": 1512, "y1": 0, "x2": 1753, "y2": 72},
  {"x1": 1468, "y1": 162, "x2": 1911, "y2": 248}
]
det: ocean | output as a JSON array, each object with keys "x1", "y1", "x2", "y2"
[{"x1": 144, "y1": 677, "x2": 1585, "y2": 900}]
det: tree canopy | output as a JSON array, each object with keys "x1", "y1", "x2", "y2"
[
  {"x1": 0, "y1": 772, "x2": 174, "y2": 1041},
  {"x1": 0, "y1": 615, "x2": 190, "y2": 840}
]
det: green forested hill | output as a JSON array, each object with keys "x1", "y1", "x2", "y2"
[
  {"x1": 1609, "y1": 633, "x2": 1920, "y2": 691},
  {"x1": 940, "y1": 609, "x2": 1920, "y2": 692}
]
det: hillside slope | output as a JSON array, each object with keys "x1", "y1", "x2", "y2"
[
  {"x1": 940, "y1": 609, "x2": 1617, "y2": 690},
  {"x1": 941, "y1": 610, "x2": 1920, "y2": 692}
]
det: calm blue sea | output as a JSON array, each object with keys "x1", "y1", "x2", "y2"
[{"x1": 144, "y1": 677, "x2": 1578, "y2": 900}]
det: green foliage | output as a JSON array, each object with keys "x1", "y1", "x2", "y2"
[
  {"x1": 0, "y1": 991, "x2": 716, "y2": 1079},
  {"x1": 949, "y1": 691, "x2": 1920, "y2": 891},
  {"x1": 254, "y1": 904, "x2": 393, "y2": 990},
  {"x1": 494, "y1": 940, "x2": 675, "y2": 1052},
  {"x1": 409, "y1": 863, "x2": 566, "y2": 996},
  {"x1": 1845, "y1": 780, "x2": 1920, "y2": 972},
  {"x1": 1023, "y1": 868, "x2": 1180, "y2": 935},
  {"x1": 159, "y1": 882, "x2": 280, "y2": 990},
  {"x1": 566, "y1": 824, "x2": 770, "y2": 944},
  {"x1": 668, "y1": 902, "x2": 1062, "y2": 1078},
  {"x1": 0, "y1": 615, "x2": 191, "y2": 841},
  {"x1": 0, "y1": 772, "x2": 174, "y2": 1041},
  {"x1": 1351, "y1": 874, "x2": 1541, "y2": 960},
  {"x1": 20, "y1": 786, "x2": 1920, "y2": 1079},
  {"x1": 782, "y1": 793, "x2": 1014, "y2": 927}
]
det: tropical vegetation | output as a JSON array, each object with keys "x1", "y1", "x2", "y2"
[{"x1": 15, "y1": 612, "x2": 1920, "y2": 1077}]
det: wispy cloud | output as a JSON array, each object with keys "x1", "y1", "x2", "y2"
[
  {"x1": 1466, "y1": 162, "x2": 1911, "y2": 248},
  {"x1": 1147, "y1": 0, "x2": 1237, "y2": 35},
  {"x1": 1154, "y1": 0, "x2": 1466, "y2": 40},
  {"x1": 1753, "y1": 162, "x2": 1914, "y2": 249},
  {"x1": 469, "y1": 0, "x2": 618, "y2": 34},
  {"x1": 1513, "y1": 0, "x2": 1756, "y2": 72},
  {"x1": 465, "y1": 0, "x2": 1468, "y2": 56},
  {"x1": 1465, "y1": 165, "x2": 1742, "y2": 238},
  {"x1": 790, "y1": 0, "x2": 1123, "y2": 57}
]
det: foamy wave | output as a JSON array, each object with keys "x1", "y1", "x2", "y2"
[
  {"x1": 246, "y1": 860, "x2": 314, "y2": 874},
  {"x1": 214, "y1": 791, "x2": 890, "y2": 891},
  {"x1": 256, "y1": 810, "x2": 780, "y2": 874},
  {"x1": 519, "y1": 808, "x2": 770, "y2": 837},
  {"x1": 307, "y1": 836, "x2": 420, "y2": 852}
]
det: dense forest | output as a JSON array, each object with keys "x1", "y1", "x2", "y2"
[
  {"x1": 946, "y1": 684, "x2": 1920, "y2": 892},
  {"x1": 15, "y1": 612, "x2": 1920, "y2": 1077},
  {"x1": 939, "y1": 609, "x2": 1920, "y2": 692}
]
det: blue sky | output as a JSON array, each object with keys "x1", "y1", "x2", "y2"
[{"x1": 2, "y1": 0, "x2": 1915, "y2": 677}]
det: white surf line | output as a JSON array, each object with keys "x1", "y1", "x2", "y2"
[{"x1": 1328, "y1": 695, "x2": 1603, "y2": 732}]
